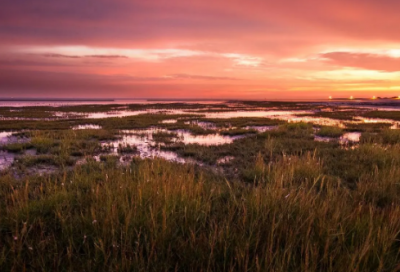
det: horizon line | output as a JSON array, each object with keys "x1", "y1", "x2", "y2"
[{"x1": 0, "y1": 97, "x2": 399, "y2": 102}]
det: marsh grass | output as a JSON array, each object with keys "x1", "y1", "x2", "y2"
[
  {"x1": 220, "y1": 128, "x2": 257, "y2": 136},
  {"x1": 152, "y1": 131, "x2": 181, "y2": 144},
  {"x1": 344, "y1": 122, "x2": 392, "y2": 132},
  {"x1": 1, "y1": 143, "x2": 32, "y2": 153},
  {"x1": 316, "y1": 126, "x2": 344, "y2": 138},
  {"x1": 183, "y1": 125, "x2": 215, "y2": 135},
  {"x1": 2, "y1": 103, "x2": 400, "y2": 271},
  {"x1": 360, "y1": 129, "x2": 400, "y2": 145},
  {"x1": 298, "y1": 110, "x2": 362, "y2": 121},
  {"x1": 117, "y1": 143, "x2": 138, "y2": 154},
  {"x1": 0, "y1": 107, "x2": 56, "y2": 119},
  {"x1": 200, "y1": 117, "x2": 284, "y2": 128},
  {"x1": 1, "y1": 158, "x2": 400, "y2": 271},
  {"x1": 362, "y1": 110, "x2": 400, "y2": 121}
]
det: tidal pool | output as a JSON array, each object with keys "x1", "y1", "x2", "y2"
[
  {"x1": 102, "y1": 128, "x2": 241, "y2": 163},
  {"x1": 0, "y1": 132, "x2": 13, "y2": 144},
  {"x1": 160, "y1": 119, "x2": 178, "y2": 124},
  {"x1": 314, "y1": 132, "x2": 361, "y2": 144},
  {"x1": 175, "y1": 129, "x2": 238, "y2": 145},
  {"x1": 340, "y1": 132, "x2": 362, "y2": 143},
  {"x1": 104, "y1": 129, "x2": 184, "y2": 163},
  {"x1": 0, "y1": 151, "x2": 14, "y2": 171},
  {"x1": 184, "y1": 120, "x2": 217, "y2": 130}
]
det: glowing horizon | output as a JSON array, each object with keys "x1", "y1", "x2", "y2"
[{"x1": 1, "y1": 0, "x2": 400, "y2": 99}]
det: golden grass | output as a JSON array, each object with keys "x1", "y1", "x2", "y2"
[{"x1": 1, "y1": 152, "x2": 400, "y2": 271}]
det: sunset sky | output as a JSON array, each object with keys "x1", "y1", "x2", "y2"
[{"x1": 1, "y1": 0, "x2": 400, "y2": 99}]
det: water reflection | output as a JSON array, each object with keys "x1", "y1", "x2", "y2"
[
  {"x1": 85, "y1": 109, "x2": 190, "y2": 119},
  {"x1": 354, "y1": 117, "x2": 400, "y2": 129},
  {"x1": 204, "y1": 110, "x2": 312, "y2": 119},
  {"x1": 0, "y1": 151, "x2": 14, "y2": 171},
  {"x1": 86, "y1": 110, "x2": 149, "y2": 119},
  {"x1": 175, "y1": 129, "x2": 237, "y2": 145},
  {"x1": 217, "y1": 156, "x2": 235, "y2": 165},
  {"x1": 0, "y1": 132, "x2": 13, "y2": 144},
  {"x1": 314, "y1": 132, "x2": 361, "y2": 144},
  {"x1": 72, "y1": 124, "x2": 102, "y2": 130},
  {"x1": 286, "y1": 116, "x2": 345, "y2": 127},
  {"x1": 341, "y1": 132, "x2": 361, "y2": 143},
  {"x1": 184, "y1": 120, "x2": 217, "y2": 130},
  {"x1": 102, "y1": 128, "x2": 240, "y2": 163},
  {"x1": 160, "y1": 119, "x2": 177, "y2": 124},
  {"x1": 245, "y1": 126, "x2": 277, "y2": 132},
  {"x1": 104, "y1": 129, "x2": 184, "y2": 163}
]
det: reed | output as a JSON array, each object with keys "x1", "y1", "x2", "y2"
[{"x1": 1, "y1": 155, "x2": 400, "y2": 271}]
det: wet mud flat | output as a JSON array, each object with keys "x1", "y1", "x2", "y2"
[
  {"x1": 3, "y1": 101, "x2": 400, "y2": 271},
  {"x1": 0, "y1": 100, "x2": 399, "y2": 179}
]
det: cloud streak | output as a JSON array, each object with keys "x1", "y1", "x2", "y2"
[
  {"x1": 321, "y1": 52, "x2": 400, "y2": 72},
  {"x1": 42, "y1": 53, "x2": 128, "y2": 59}
]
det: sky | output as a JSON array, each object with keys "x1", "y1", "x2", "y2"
[{"x1": 1, "y1": 0, "x2": 400, "y2": 99}]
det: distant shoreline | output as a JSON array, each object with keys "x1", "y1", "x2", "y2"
[{"x1": 0, "y1": 98, "x2": 400, "y2": 103}]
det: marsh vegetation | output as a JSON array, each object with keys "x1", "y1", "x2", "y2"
[{"x1": 1, "y1": 101, "x2": 400, "y2": 271}]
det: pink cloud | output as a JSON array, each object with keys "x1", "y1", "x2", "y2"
[{"x1": 321, "y1": 52, "x2": 400, "y2": 72}]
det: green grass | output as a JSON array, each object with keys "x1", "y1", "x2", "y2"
[
  {"x1": 1, "y1": 158, "x2": 400, "y2": 271},
  {"x1": 316, "y1": 126, "x2": 344, "y2": 138},
  {"x1": 220, "y1": 128, "x2": 257, "y2": 136},
  {"x1": 0, "y1": 107, "x2": 56, "y2": 119},
  {"x1": 2, "y1": 103, "x2": 400, "y2": 270},
  {"x1": 1, "y1": 142, "x2": 32, "y2": 153},
  {"x1": 152, "y1": 131, "x2": 180, "y2": 144},
  {"x1": 117, "y1": 143, "x2": 138, "y2": 154},
  {"x1": 200, "y1": 117, "x2": 284, "y2": 128},
  {"x1": 362, "y1": 110, "x2": 400, "y2": 121},
  {"x1": 298, "y1": 110, "x2": 362, "y2": 121},
  {"x1": 343, "y1": 122, "x2": 392, "y2": 132},
  {"x1": 360, "y1": 129, "x2": 400, "y2": 145}
]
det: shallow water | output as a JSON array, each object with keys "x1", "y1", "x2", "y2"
[
  {"x1": 2, "y1": 101, "x2": 400, "y2": 172},
  {"x1": 175, "y1": 129, "x2": 238, "y2": 145},
  {"x1": 0, "y1": 132, "x2": 13, "y2": 144},
  {"x1": 314, "y1": 132, "x2": 361, "y2": 144},
  {"x1": 160, "y1": 119, "x2": 177, "y2": 124},
  {"x1": 0, "y1": 151, "x2": 14, "y2": 171},
  {"x1": 85, "y1": 110, "x2": 149, "y2": 119},
  {"x1": 72, "y1": 124, "x2": 102, "y2": 130},
  {"x1": 26, "y1": 165, "x2": 59, "y2": 176},
  {"x1": 217, "y1": 156, "x2": 235, "y2": 164},
  {"x1": 0, "y1": 132, "x2": 31, "y2": 170},
  {"x1": 85, "y1": 109, "x2": 191, "y2": 119},
  {"x1": 286, "y1": 116, "x2": 346, "y2": 127},
  {"x1": 102, "y1": 128, "x2": 241, "y2": 163},
  {"x1": 3, "y1": 102, "x2": 400, "y2": 131},
  {"x1": 340, "y1": 132, "x2": 361, "y2": 143},
  {"x1": 204, "y1": 110, "x2": 312, "y2": 119},
  {"x1": 184, "y1": 120, "x2": 217, "y2": 130},
  {"x1": 105, "y1": 130, "x2": 185, "y2": 163},
  {"x1": 245, "y1": 126, "x2": 277, "y2": 132},
  {"x1": 354, "y1": 117, "x2": 400, "y2": 129}
]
